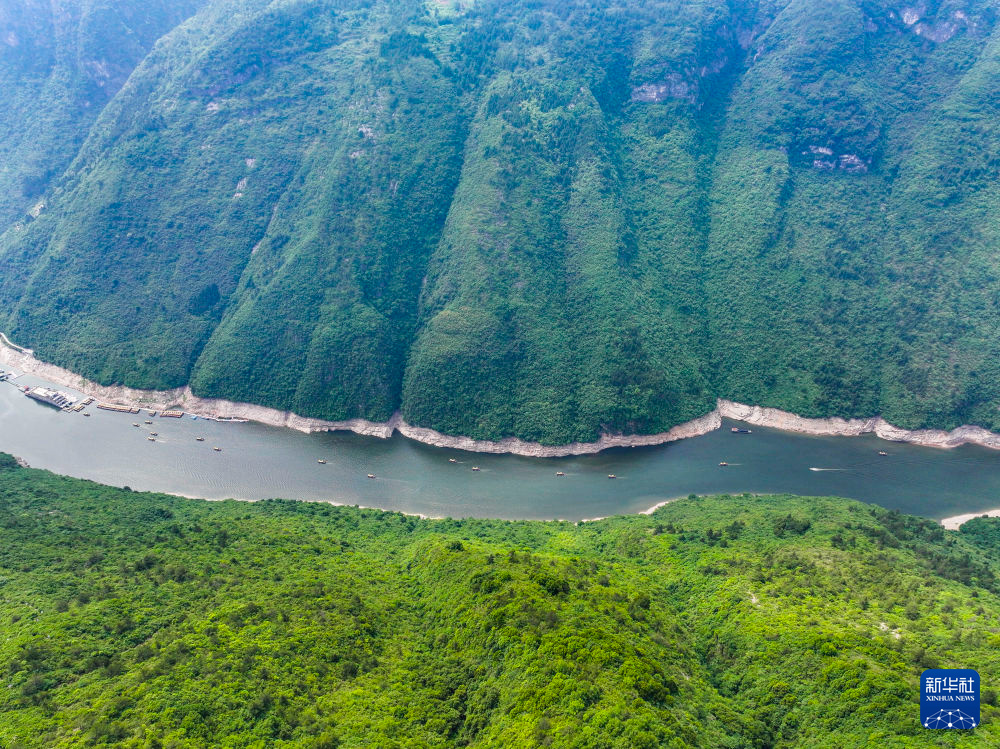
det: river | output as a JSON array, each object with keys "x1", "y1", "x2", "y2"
[{"x1": 2, "y1": 371, "x2": 999, "y2": 522}]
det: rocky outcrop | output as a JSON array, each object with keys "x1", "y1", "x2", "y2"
[
  {"x1": 631, "y1": 77, "x2": 694, "y2": 104},
  {"x1": 803, "y1": 145, "x2": 870, "y2": 174},
  {"x1": 897, "y1": 4, "x2": 974, "y2": 43}
]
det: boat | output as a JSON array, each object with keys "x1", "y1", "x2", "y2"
[
  {"x1": 195, "y1": 437, "x2": 205, "y2": 442},
  {"x1": 213, "y1": 447, "x2": 222, "y2": 452},
  {"x1": 719, "y1": 462, "x2": 728, "y2": 466},
  {"x1": 607, "y1": 474, "x2": 617, "y2": 479},
  {"x1": 555, "y1": 471, "x2": 565, "y2": 476},
  {"x1": 878, "y1": 450, "x2": 888, "y2": 456},
  {"x1": 83, "y1": 412, "x2": 90, "y2": 417},
  {"x1": 144, "y1": 420, "x2": 152, "y2": 425},
  {"x1": 24, "y1": 386, "x2": 76, "y2": 410},
  {"x1": 448, "y1": 458, "x2": 457, "y2": 463},
  {"x1": 317, "y1": 459, "x2": 327, "y2": 464},
  {"x1": 132, "y1": 423, "x2": 140, "y2": 427},
  {"x1": 147, "y1": 437, "x2": 155, "y2": 441},
  {"x1": 731, "y1": 427, "x2": 752, "y2": 434},
  {"x1": 367, "y1": 473, "x2": 376, "y2": 479},
  {"x1": 471, "y1": 466, "x2": 480, "y2": 471},
  {"x1": 149, "y1": 432, "x2": 158, "y2": 437}
]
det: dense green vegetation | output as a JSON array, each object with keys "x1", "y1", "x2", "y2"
[
  {"x1": 1, "y1": 454, "x2": 999, "y2": 746},
  {"x1": 2, "y1": 0, "x2": 1000, "y2": 443},
  {"x1": 0, "y1": 0, "x2": 206, "y2": 229}
]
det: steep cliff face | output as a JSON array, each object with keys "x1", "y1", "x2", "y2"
[{"x1": 1, "y1": 0, "x2": 999, "y2": 444}]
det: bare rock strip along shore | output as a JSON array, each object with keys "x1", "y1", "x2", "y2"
[{"x1": 5, "y1": 334, "x2": 1000, "y2": 456}]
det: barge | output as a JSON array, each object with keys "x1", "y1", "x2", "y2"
[{"x1": 97, "y1": 403, "x2": 141, "y2": 414}]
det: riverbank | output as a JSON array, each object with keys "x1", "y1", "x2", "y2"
[{"x1": 5, "y1": 334, "x2": 1000, "y2": 457}]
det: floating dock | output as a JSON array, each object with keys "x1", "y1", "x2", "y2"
[
  {"x1": 97, "y1": 403, "x2": 141, "y2": 414},
  {"x1": 160, "y1": 410, "x2": 184, "y2": 418}
]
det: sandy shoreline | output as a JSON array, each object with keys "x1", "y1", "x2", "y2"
[
  {"x1": 5, "y1": 334, "x2": 1000, "y2": 459},
  {"x1": 940, "y1": 508, "x2": 1000, "y2": 530}
]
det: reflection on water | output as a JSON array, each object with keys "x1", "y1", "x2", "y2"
[{"x1": 2, "y1": 372, "x2": 1000, "y2": 521}]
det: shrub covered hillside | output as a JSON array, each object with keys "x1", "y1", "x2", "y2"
[
  {"x1": 1, "y1": 0, "x2": 1000, "y2": 444},
  {"x1": 0, "y1": 454, "x2": 997, "y2": 747}
]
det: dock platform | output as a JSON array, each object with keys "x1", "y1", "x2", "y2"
[{"x1": 97, "y1": 403, "x2": 141, "y2": 414}]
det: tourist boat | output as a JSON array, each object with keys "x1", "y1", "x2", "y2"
[
  {"x1": 132, "y1": 423, "x2": 140, "y2": 427},
  {"x1": 367, "y1": 473, "x2": 376, "y2": 479},
  {"x1": 555, "y1": 471, "x2": 565, "y2": 476},
  {"x1": 147, "y1": 437, "x2": 155, "y2": 442},
  {"x1": 213, "y1": 447, "x2": 222, "y2": 452},
  {"x1": 878, "y1": 450, "x2": 888, "y2": 456},
  {"x1": 144, "y1": 420, "x2": 152, "y2": 425},
  {"x1": 607, "y1": 474, "x2": 617, "y2": 479},
  {"x1": 149, "y1": 432, "x2": 158, "y2": 437},
  {"x1": 719, "y1": 462, "x2": 728, "y2": 466},
  {"x1": 731, "y1": 427, "x2": 752, "y2": 434},
  {"x1": 448, "y1": 458, "x2": 457, "y2": 463},
  {"x1": 317, "y1": 459, "x2": 327, "y2": 464},
  {"x1": 471, "y1": 466, "x2": 480, "y2": 471},
  {"x1": 195, "y1": 437, "x2": 204, "y2": 442}
]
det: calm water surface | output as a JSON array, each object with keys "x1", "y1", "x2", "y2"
[{"x1": 2, "y1": 372, "x2": 1000, "y2": 521}]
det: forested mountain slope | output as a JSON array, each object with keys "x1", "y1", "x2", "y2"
[
  {"x1": 1, "y1": 0, "x2": 999, "y2": 444},
  {"x1": 1, "y1": 455, "x2": 999, "y2": 746},
  {"x1": 0, "y1": 0, "x2": 207, "y2": 229}
]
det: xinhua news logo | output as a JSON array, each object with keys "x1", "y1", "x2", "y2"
[{"x1": 921, "y1": 669, "x2": 980, "y2": 729}]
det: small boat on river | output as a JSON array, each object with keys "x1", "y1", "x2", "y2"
[
  {"x1": 607, "y1": 474, "x2": 617, "y2": 479},
  {"x1": 731, "y1": 427, "x2": 752, "y2": 434},
  {"x1": 213, "y1": 446, "x2": 222, "y2": 452},
  {"x1": 195, "y1": 437, "x2": 204, "y2": 442},
  {"x1": 719, "y1": 462, "x2": 728, "y2": 467},
  {"x1": 471, "y1": 466, "x2": 480, "y2": 472},
  {"x1": 555, "y1": 471, "x2": 565, "y2": 476},
  {"x1": 367, "y1": 473, "x2": 376, "y2": 479},
  {"x1": 318, "y1": 459, "x2": 327, "y2": 464}
]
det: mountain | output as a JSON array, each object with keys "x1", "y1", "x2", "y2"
[
  {"x1": 1, "y1": 0, "x2": 999, "y2": 445},
  {"x1": 0, "y1": 456, "x2": 997, "y2": 746}
]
